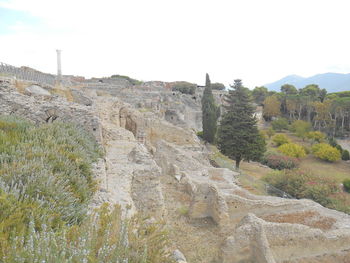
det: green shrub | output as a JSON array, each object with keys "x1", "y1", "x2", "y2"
[
  {"x1": 172, "y1": 82, "x2": 197, "y2": 95},
  {"x1": 0, "y1": 116, "x2": 173, "y2": 262},
  {"x1": 335, "y1": 144, "x2": 343, "y2": 153},
  {"x1": 264, "y1": 169, "x2": 350, "y2": 214},
  {"x1": 271, "y1": 118, "x2": 289, "y2": 131},
  {"x1": 0, "y1": 117, "x2": 100, "y2": 223},
  {"x1": 263, "y1": 169, "x2": 339, "y2": 207},
  {"x1": 306, "y1": 131, "x2": 326, "y2": 143},
  {"x1": 278, "y1": 143, "x2": 306, "y2": 158},
  {"x1": 265, "y1": 128, "x2": 275, "y2": 138},
  {"x1": 328, "y1": 192, "x2": 350, "y2": 214},
  {"x1": 211, "y1": 82, "x2": 225, "y2": 90},
  {"x1": 326, "y1": 137, "x2": 349, "y2": 160},
  {"x1": 1, "y1": 204, "x2": 173, "y2": 263},
  {"x1": 272, "y1": 134, "x2": 290, "y2": 146},
  {"x1": 0, "y1": 115, "x2": 101, "y2": 232},
  {"x1": 342, "y1": 149, "x2": 350, "y2": 161},
  {"x1": 196, "y1": 131, "x2": 203, "y2": 139},
  {"x1": 262, "y1": 154, "x2": 300, "y2": 170},
  {"x1": 290, "y1": 120, "x2": 312, "y2": 140},
  {"x1": 343, "y1": 179, "x2": 350, "y2": 193},
  {"x1": 111, "y1": 74, "x2": 142, "y2": 85},
  {"x1": 303, "y1": 145, "x2": 311, "y2": 154},
  {"x1": 312, "y1": 143, "x2": 341, "y2": 162}
]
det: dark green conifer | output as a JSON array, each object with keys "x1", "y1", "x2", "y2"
[
  {"x1": 201, "y1": 73, "x2": 219, "y2": 143},
  {"x1": 217, "y1": 79, "x2": 266, "y2": 169}
]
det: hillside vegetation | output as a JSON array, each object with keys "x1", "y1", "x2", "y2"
[{"x1": 0, "y1": 116, "x2": 172, "y2": 263}]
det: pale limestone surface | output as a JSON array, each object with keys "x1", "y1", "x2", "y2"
[
  {"x1": 2, "y1": 78, "x2": 350, "y2": 262},
  {"x1": 25, "y1": 84, "x2": 51, "y2": 96},
  {"x1": 0, "y1": 78, "x2": 101, "y2": 141}
]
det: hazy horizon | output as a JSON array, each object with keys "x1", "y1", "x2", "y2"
[{"x1": 1, "y1": 0, "x2": 350, "y2": 88}]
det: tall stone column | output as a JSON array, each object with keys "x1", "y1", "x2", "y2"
[{"x1": 56, "y1": 49, "x2": 62, "y2": 84}]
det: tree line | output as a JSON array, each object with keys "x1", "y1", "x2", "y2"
[{"x1": 252, "y1": 85, "x2": 350, "y2": 137}]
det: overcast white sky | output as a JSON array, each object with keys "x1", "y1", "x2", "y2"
[{"x1": 1, "y1": 0, "x2": 350, "y2": 88}]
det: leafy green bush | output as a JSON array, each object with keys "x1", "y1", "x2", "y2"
[
  {"x1": 196, "y1": 131, "x2": 203, "y2": 139},
  {"x1": 303, "y1": 145, "x2": 311, "y2": 154},
  {"x1": 172, "y1": 82, "x2": 197, "y2": 95},
  {"x1": 343, "y1": 179, "x2": 350, "y2": 193},
  {"x1": 0, "y1": 116, "x2": 102, "y2": 226},
  {"x1": 264, "y1": 128, "x2": 275, "y2": 138},
  {"x1": 327, "y1": 137, "x2": 349, "y2": 160},
  {"x1": 335, "y1": 144, "x2": 343, "y2": 153},
  {"x1": 0, "y1": 116, "x2": 101, "y2": 246},
  {"x1": 278, "y1": 143, "x2": 306, "y2": 158},
  {"x1": 312, "y1": 143, "x2": 341, "y2": 162},
  {"x1": 263, "y1": 169, "x2": 340, "y2": 208},
  {"x1": 272, "y1": 134, "x2": 290, "y2": 146},
  {"x1": 211, "y1": 82, "x2": 225, "y2": 90},
  {"x1": 0, "y1": 116, "x2": 173, "y2": 262},
  {"x1": 290, "y1": 120, "x2": 311, "y2": 140},
  {"x1": 306, "y1": 131, "x2": 326, "y2": 143},
  {"x1": 262, "y1": 154, "x2": 300, "y2": 170},
  {"x1": 263, "y1": 148, "x2": 281, "y2": 156},
  {"x1": 111, "y1": 74, "x2": 142, "y2": 85},
  {"x1": 342, "y1": 149, "x2": 350, "y2": 161},
  {"x1": 271, "y1": 117, "x2": 289, "y2": 131}
]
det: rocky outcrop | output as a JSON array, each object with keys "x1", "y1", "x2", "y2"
[
  {"x1": 3, "y1": 76, "x2": 350, "y2": 262},
  {"x1": 111, "y1": 97, "x2": 350, "y2": 262},
  {"x1": 94, "y1": 97, "x2": 166, "y2": 218},
  {"x1": 70, "y1": 88, "x2": 93, "y2": 106},
  {"x1": 173, "y1": 249, "x2": 188, "y2": 263},
  {"x1": 0, "y1": 78, "x2": 101, "y2": 141},
  {"x1": 222, "y1": 213, "x2": 350, "y2": 263},
  {"x1": 25, "y1": 84, "x2": 51, "y2": 97},
  {"x1": 128, "y1": 144, "x2": 165, "y2": 217}
]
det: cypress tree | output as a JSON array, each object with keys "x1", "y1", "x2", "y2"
[
  {"x1": 217, "y1": 79, "x2": 266, "y2": 169},
  {"x1": 205, "y1": 73, "x2": 211, "y2": 87},
  {"x1": 201, "y1": 73, "x2": 219, "y2": 143}
]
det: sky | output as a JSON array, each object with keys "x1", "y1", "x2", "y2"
[{"x1": 1, "y1": 0, "x2": 350, "y2": 88}]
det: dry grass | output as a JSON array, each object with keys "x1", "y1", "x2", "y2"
[
  {"x1": 240, "y1": 161, "x2": 272, "y2": 179},
  {"x1": 261, "y1": 211, "x2": 336, "y2": 231},
  {"x1": 160, "y1": 172, "x2": 222, "y2": 263},
  {"x1": 51, "y1": 86, "x2": 74, "y2": 102},
  {"x1": 210, "y1": 174, "x2": 226, "y2": 182},
  {"x1": 208, "y1": 144, "x2": 271, "y2": 195},
  {"x1": 299, "y1": 155, "x2": 350, "y2": 183},
  {"x1": 14, "y1": 80, "x2": 27, "y2": 93}
]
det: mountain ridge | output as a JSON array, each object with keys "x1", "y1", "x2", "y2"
[{"x1": 265, "y1": 72, "x2": 350, "y2": 92}]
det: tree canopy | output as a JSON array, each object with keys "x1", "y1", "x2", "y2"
[
  {"x1": 260, "y1": 83, "x2": 350, "y2": 137},
  {"x1": 252, "y1": 86, "x2": 268, "y2": 105},
  {"x1": 217, "y1": 79, "x2": 266, "y2": 169}
]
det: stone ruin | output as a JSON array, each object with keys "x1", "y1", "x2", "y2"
[{"x1": 1, "y1": 75, "x2": 350, "y2": 263}]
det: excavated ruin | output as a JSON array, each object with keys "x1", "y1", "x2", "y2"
[{"x1": 1, "y1": 77, "x2": 350, "y2": 263}]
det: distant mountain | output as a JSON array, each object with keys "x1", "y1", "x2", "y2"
[{"x1": 265, "y1": 73, "x2": 350, "y2": 93}]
